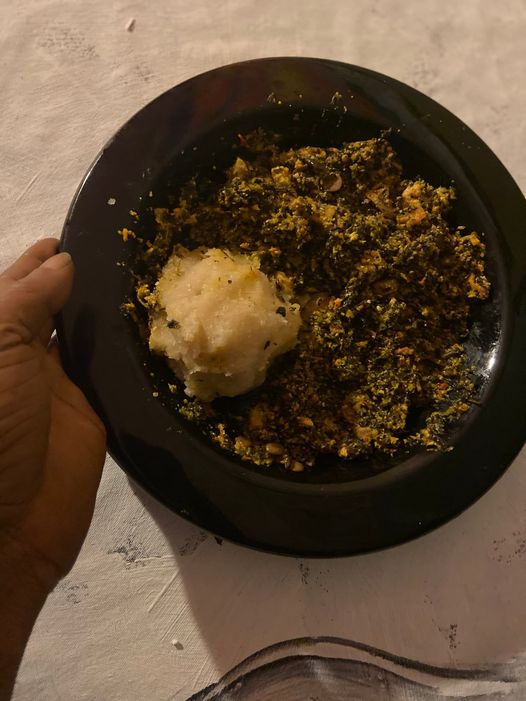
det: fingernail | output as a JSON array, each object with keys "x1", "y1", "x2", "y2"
[{"x1": 44, "y1": 252, "x2": 72, "y2": 269}]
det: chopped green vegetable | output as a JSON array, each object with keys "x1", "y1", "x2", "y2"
[{"x1": 132, "y1": 130, "x2": 490, "y2": 471}]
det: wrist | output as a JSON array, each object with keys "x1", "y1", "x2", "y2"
[{"x1": 0, "y1": 529, "x2": 52, "y2": 701}]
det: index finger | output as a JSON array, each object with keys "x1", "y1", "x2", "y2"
[
  {"x1": 0, "y1": 252, "x2": 73, "y2": 348},
  {"x1": 1, "y1": 238, "x2": 60, "y2": 282}
]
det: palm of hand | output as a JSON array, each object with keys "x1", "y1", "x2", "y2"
[{"x1": 0, "y1": 240, "x2": 106, "y2": 589}]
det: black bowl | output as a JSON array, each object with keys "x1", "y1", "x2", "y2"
[{"x1": 58, "y1": 57, "x2": 526, "y2": 557}]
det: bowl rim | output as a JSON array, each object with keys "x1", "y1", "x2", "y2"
[{"x1": 57, "y1": 56, "x2": 526, "y2": 553}]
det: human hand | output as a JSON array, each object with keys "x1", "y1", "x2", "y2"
[{"x1": 0, "y1": 239, "x2": 106, "y2": 591}]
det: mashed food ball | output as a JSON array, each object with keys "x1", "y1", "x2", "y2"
[{"x1": 149, "y1": 247, "x2": 301, "y2": 400}]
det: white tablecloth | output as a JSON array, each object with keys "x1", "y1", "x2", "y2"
[{"x1": 1, "y1": 1, "x2": 526, "y2": 699}]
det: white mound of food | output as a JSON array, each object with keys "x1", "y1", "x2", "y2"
[{"x1": 149, "y1": 247, "x2": 301, "y2": 401}]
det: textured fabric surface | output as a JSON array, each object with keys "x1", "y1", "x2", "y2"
[{"x1": 1, "y1": 1, "x2": 525, "y2": 699}]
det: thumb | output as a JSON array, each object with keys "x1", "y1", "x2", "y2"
[{"x1": 0, "y1": 252, "x2": 73, "y2": 347}]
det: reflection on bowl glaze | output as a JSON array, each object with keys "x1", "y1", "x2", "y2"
[{"x1": 188, "y1": 637, "x2": 526, "y2": 700}]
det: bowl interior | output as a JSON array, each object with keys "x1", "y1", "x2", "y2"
[{"x1": 124, "y1": 103, "x2": 506, "y2": 484}]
